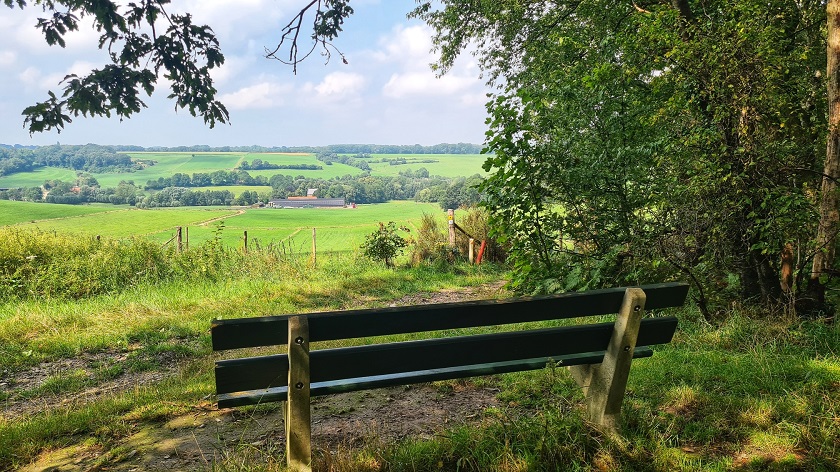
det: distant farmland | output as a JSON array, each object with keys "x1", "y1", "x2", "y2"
[{"x1": 0, "y1": 152, "x2": 486, "y2": 190}]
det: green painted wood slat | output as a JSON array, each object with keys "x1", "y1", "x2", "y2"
[
  {"x1": 211, "y1": 282, "x2": 688, "y2": 351},
  {"x1": 215, "y1": 317, "x2": 677, "y2": 395},
  {"x1": 217, "y1": 347, "x2": 656, "y2": 408}
]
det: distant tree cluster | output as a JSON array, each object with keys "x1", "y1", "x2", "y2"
[
  {"x1": 144, "y1": 171, "x2": 270, "y2": 189},
  {"x1": 137, "y1": 187, "x2": 235, "y2": 208},
  {"x1": 0, "y1": 144, "x2": 140, "y2": 176},
  {"x1": 377, "y1": 157, "x2": 439, "y2": 166},
  {"x1": 100, "y1": 143, "x2": 485, "y2": 155},
  {"x1": 268, "y1": 172, "x2": 484, "y2": 209},
  {"x1": 315, "y1": 152, "x2": 371, "y2": 171},
  {"x1": 238, "y1": 159, "x2": 322, "y2": 171},
  {"x1": 0, "y1": 187, "x2": 43, "y2": 202}
]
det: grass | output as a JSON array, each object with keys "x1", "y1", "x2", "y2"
[
  {"x1": 1, "y1": 197, "x2": 453, "y2": 260},
  {"x1": 0, "y1": 200, "x2": 119, "y2": 226},
  {"x1": 365, "y1": 154, "x2": 488, "y2": 178},
  {"x1": 3, "y1": 281, "x2": 837, "y2": 471},
  {"x1": 13, "y1": 206, "x2": 238, "y2": 238},
  {"x1": 0, "y1": 166, "x2": 77, "y2": 188},
  {"x1": 0, "y1": 224, "x2": 836, "y2": 471}
]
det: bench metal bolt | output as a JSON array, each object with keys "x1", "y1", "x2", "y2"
[{"x1": 295, "y1": 336, "x2": 304, "y2": 345}]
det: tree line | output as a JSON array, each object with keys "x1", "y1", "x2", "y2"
[
  {"x1": 0, "y1": 170, "x2": 484, "y2": 210},
  {"x1": 0, "y1": 144, "x2": 140, "y2": 176}
]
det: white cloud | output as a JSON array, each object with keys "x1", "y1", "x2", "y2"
[
  {"x1": 374, "y1": 24, "x2": 435, "y2": 65},
  {"x1": 34, "y1": 61, "x2": 102, "y2": 90},
  {"x1": 313, "y1": 72, "x2": 366, "y2": 99},
  {"x1": 382, "y1": 72, "x2": 475, "y2": 99},
  {"x1": 18, "y1": 67, "x2": 40, "y2": 85},
  {"x1": 0, "y1": 51, "x2": 16, "y2": 68},
  {"x1": 219, "y1": 80, "x2": 293, "y2": 110},
  {"x1": 211, "y1": 55, "x2": 257, "y2": 86},
  {"x1": 373, "y1": 24, "x2": 483, "y2": 100},
  {"x1": 177, "y1": 0, "x2": 292, "y2": 42}
]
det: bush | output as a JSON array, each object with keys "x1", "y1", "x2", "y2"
[
  {"x1": 411, "y1": 213, "x2": 450, "y2": 265},
  {"x1": 361, "y1": 222, "x2": 408, "y2": 267},
  {"x1": 455, "y1": 206, "x2": 507, "y2": 264},
  {"x1": 0, "y1": 227, "x2": 297, "y2": 300}
]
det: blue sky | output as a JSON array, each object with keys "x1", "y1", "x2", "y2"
[{"x1": 0, "y1": 1, "x2": 491, "y2": 147}]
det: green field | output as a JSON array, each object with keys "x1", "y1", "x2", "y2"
[
  {"x1": 1, "y1": 200, "x2": 447, "y2": 252},
  {"x1": 0, "y1": 200, "x2": 119, "y2": 226},
  {"x1": 101, "y1": 152, "x2": 362, "y2": 186},
  {"x1": 145, "y1": 201, "x2": 446, "y2": 252},
  {"x1": 0, "y1": 167, "x2": 78, "y2": 188},
  {"x1": 365, "y1": 154, "x2": 488, "y2": 178},
  {"x1": 13, "y1": 206, "x2": 239, "y2": 238}
]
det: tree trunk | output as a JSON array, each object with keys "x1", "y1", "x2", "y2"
[{"x1": 807, "y1": 1, "x2": 840, "y2": 313}]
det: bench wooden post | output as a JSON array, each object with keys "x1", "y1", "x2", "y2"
[
  {"x1": 570, "y1": 287, "x2": 646, "y2": 430},
  {"x1": 286, "y1": 316, "x2": 311, "y2": 471}
]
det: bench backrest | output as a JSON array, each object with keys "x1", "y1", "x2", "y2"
[{"x1": 212, "y1": 282, "x2": 688, "y2": 407}]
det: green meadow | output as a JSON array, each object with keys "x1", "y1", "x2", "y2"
[
  {"x1": 145, "y1": 201, "x2": 446, "y2": 252},
  {"x1": 14, "y1": 206, "x2": 239, "y2": 238},
  {"x1": 1, "y1": 200, "x2": 447, "y2": 252},
  {"x1": 0, "y1": 200, "x2": 118, "y2": 226},
  {"x1": 0, "y1": 167, "x2": 77, "y2": 188},
  {"x1": 366, "y1": 154, "x2": 488, "y2": 178}
]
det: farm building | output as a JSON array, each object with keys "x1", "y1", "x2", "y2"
[{"x1": 268, "y1": 197, "x2": 346, "y2": 208}]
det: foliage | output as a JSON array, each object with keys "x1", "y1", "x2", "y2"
[
  {"x1": 410, "y1": 212, "x2": 450, "y2": 265},
  {"x1": 455, "y1": 206, "x2": 506, "y2": 264},
  {"x1": 0, "y1": 144, "x2": 141, "y2": 176},
  {"x1": 5, "y1": 0, "x2": 228, "y2": 133},
  {"x1": 0, "y1": 226, "x2": 284, "y2": 300},
  {"x1": 361, "y1": 222, "x2": 409, "y2": 267},
  {"x1": 410, "y1": 1, "x2": 828, "y2": 316}
]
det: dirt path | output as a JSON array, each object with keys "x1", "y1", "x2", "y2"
[
  {"x1": 12, "y1": 281, "x2": 509, "y2": 472},
  {"x1": 196, "y1": 209, "x2": 245, "y2": 226}
]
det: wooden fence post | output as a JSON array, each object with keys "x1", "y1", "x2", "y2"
[
  {"x1": 469, "y1": 238, "x2": 475, "y2": 264},
  {"x1": 286, "y1": 316, "x2": 311, "y2": 471},
  {"x1": 185, "y1": 227, "x2": 189, "y2": 251},
  {"x1": 447, "y1": 209, "x2": 456, "y2": 247},
  {"x1": 311, "y1": 228, "x2": 317, "y2": 267},
  {"x1": 176, "y1": 226, "x2": 182, "y2": 253},
  {"x1": 243, "y1": 230, "x2": 248, "y2": 254},
  {"x1": 571, "y1": 288, "x2": 646, "y2": 430}
]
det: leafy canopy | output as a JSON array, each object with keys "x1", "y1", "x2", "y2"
[{"x1": 5, "y1": 0, "x2": 229, "y2": 134}]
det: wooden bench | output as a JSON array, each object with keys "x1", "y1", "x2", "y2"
[{"x1": 212, "y1": 282, "x2": 688, "y2": 471}]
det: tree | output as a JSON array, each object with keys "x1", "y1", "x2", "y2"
[
  {"x1": 808, "y1": 0, "x2": 840, "y2": 311},
  {"x1": 402, "y1": 1, "x2": 828, "y2": 315},
  {"x1": 5, "y1": 0, "x2": 228, "y2": 134}
]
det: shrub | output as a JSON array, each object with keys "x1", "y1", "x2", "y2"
[
  {"x1": 361, "y1": 222, "x2": 408, "y2": 267},
  {"x1": 455, "y1": 206, "x2": 507, "y2": 264},
  {"x1": 411, "y1": 213, "x2": 449, "y2": 265}
]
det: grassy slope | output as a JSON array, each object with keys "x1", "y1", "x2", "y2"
[
  {"x1": 0, "y1": 200, "x2": 118, "y2": 226},
  {"x1": 366, "y1": 154, "x2": 488, "y2": 178},
  {"x1": 16, "y1": 207, "x2": 239, "y2": 238},
  {"x1": 0, "y1": 167, "x2": 77, "y2": 188}
]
